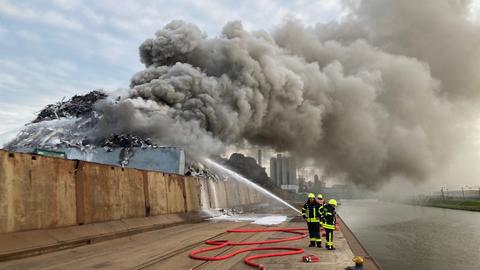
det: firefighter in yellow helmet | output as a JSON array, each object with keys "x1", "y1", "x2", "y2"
[
  {"x1": 317, "y1": 193, "x2": 325, "y2": 205},
  {"x1": 322, "y1": 199, "x2": 337, "y2": 250},
  {"x1": 301, "y1": 193, "x2": 322, "y2": 247},
  {"x1": 316, "y1": 193, "x2": 325, "y2": 246}
]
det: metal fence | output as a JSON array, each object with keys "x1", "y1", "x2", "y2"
[{"x1": 429, "y1": 189, "x2": 480, "y2": 200}]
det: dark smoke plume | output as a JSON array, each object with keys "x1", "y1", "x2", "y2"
[{"x1": 11, "y1": 0, "x2": 480, "y2": 188}]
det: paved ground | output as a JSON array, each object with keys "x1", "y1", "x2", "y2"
[{"x1": 0, "y1": 217, "x2": 356, "y2": 270}]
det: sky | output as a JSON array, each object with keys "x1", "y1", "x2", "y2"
[
  {"x1": 2, "y1": 0, "x2": 480, "y2": 191},
  {"x1": 0, "y1": 0, "x2": 345, "y2": 144}
]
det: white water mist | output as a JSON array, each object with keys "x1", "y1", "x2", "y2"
[
  {"x1": 198, "y1": 178, "x2": 221, "y2": 217},
  {"x1": 204, "y1": 158, "x2": 301, "y2": 214}
]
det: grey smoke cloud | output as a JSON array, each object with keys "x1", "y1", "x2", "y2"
[
  {"x1": 313, "y1": 0, "x2": 480, "y2": 101},
  {"x1": 94, "y1": 0, "x2": 478, "y2": 188}
]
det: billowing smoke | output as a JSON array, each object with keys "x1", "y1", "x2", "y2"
[{"x1": 12, "y1": 0, "x2": 480, "y2": 188}]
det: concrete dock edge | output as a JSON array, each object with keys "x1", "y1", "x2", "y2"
[{"x1": 338, "y1": 215, "x2": 383, "y2": 270}]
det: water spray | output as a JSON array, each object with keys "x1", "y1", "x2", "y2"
[{"x1": 203, "y1": 158, "x2": 301, "y2": 214}]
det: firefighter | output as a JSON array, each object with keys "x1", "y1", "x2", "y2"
[
  {"x1": 323, "y1": 199, "x2": 337, "y2": 250},
  {"x1": 316, "y1": 193, "x2": 325, "y2": 205},
  {"x1": 316, "y1": 193, "x2": 325, "y2": 245},
  {"x1": 301, "y1": 193, "x2": 322, "y2": 247}
]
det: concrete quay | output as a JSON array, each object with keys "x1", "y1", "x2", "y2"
[{"x1": 0, "y1": 214, "x2": 381, "y2": 270}]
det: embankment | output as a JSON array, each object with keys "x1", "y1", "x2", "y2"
[
  {"x1": 0, "y1": 150, "x2": 268, "y2": 234},
  {"x1": 416, "y1": 199, "x2": 480, "y2": 211}
]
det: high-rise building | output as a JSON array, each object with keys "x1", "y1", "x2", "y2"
[
  {"x1": 281, "y1": 157, "x2": 288, "y2": 185},
  {"x1": 275, "y1": 154, "x2": 282, "y2": 186},
  {"x1": 269, "y1": 157, "x2": 277, "y2": 185},
  {"x1": 288, "y1": 158, "x2": 297, "y2": 186},
  {"x1": 307, "y1": 181, "x2": 313, "y2": 190},
  {"x1": 269, "y1": 154, "x2": 297, "y2": 191},
  {"x1": 298, "y1": 177, "x2": 307, "y2": 192},
  {"x1": 313, "y1": 174, "x2": 326, "y2": 193},
  {"x1": 257, "y1": 149, "x2": 262, "y2": 167}
]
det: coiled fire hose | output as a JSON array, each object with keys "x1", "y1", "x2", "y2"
[{"x1": 189, "y1": 227, "x2": 307, "y2": 270}]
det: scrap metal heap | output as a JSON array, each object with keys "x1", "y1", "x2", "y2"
[
  {"x1": 102, "y1": 134, "x2": 157, "y2": 151},
  {"x1": 32, "y1": 90, "x2": 107, "y2": 123},
  {"x1": 6, "y1": 90, "x2": 108, "y2": 149},
  {"x1": 185, "y1": 163, "x2": 221, "y2": 180},
  {"x1": 7, "y1": 91, "x2": 160, "y2": 152}
]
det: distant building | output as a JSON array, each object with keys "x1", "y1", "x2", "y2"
[
  {"x1": 270, "y1": 156, "x2": 277, "y2": 185},
  {"x1": 314, "y1": 174, "x2": 320, "y2": 188},
  {"x1": 320, "y1": 180, "x2": 326, "y2": 189},
  {"x1": 298, "y1": 177, "x2": 307, "y2": 192},
  {"x1": 281, "y1": 157, "x2": 288, "y2": 185},
  {"x1": 257, "y1": 149, "x2": 262, "y2": 167},
  {"x1": 312, "y1": 174, "x2": 327, "y2": 194},
  {"x1": 269, "y1": 154, "x2": 297, "y2": 191},
  {"x1": 306, "y1": 181, "x2": 313, "y2": 190},
  {"x1": 313, "y1": 174, "x2": 326, "y2": 189},
  {"x1": 288, "y1": 158, "x2": 297, "y2": 186}
]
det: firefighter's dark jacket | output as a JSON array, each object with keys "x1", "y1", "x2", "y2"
[
  {"x1": 301, "y1": 201, "x2": 322, "y2": 222},
  {"x1": 322, "y1": 203, "x2": 336, "y2": 230}
]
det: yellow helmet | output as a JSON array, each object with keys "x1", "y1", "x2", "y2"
[
  {"x1": 317, "y1": 194, "x2": 323, "y2": 199},
  {"x1": 352, "y1": 256, "x2": 364, "y2": 265},
  {"x1": 308, "y1": 193, "x2": 315, "y2": 198},
  {"x1": 328, "y1": 199, "x2": 337, "y2": 206}
]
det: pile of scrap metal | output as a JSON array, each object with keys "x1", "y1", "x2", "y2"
[
  {"x1": 6, "y1": 90, "x2": 108, "y2": 150},
  {"x1": 32, "y1": 90, "x2": 106, "y2": 123},
  {"x1": 185, "y1": 163, "x2": 222, "y2": 180},
  {"x1": 7, "y1": 90, "x2": 162, "y2": 153},
  {"x1": 102, "y1": 134, "x2": 157, "y2": 151}
]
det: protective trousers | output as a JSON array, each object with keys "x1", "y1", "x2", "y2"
[
  {"x1": 325, "y1": 228, "x2": 334, "y2": 249},
  {"x1": 307, "y1": 222, "x2": 321, "y2": 243}
]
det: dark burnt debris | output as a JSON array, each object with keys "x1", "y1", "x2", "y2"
[
  {"x1": 33, "y1": 90, "x2": 107, "y2": 123},
  {"x1": 185, "y1": 165, "x2": 220, "y2": 179},
  {"x1": 185, "y1": 153, "x2": 277, "y2": 185},
  {"x1": 221, "y1": 153, "x2": 276, "y2": 190},
  {"x1": 102, "y1": 134, "x2": 157, "y2": 151}
]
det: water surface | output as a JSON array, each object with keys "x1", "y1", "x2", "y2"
[{"x1": 338, "y1": 200, "x2": 480, "y2": 270}]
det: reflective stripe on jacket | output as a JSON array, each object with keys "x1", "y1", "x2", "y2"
[
  {"x1": 318, "y1": 204, "x2": 325, "y2": 225},
  {"x1": 322, "y1": 204, "x2": 336, "y2": 230},
  {"x1": 301, "y1": 201, "x2": 321, "y2": 223}
]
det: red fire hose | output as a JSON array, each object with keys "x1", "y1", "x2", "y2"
[{"x1": 189, "y1": 227, "x2": 308, "y2": 270}]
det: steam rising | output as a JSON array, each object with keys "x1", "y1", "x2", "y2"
[{"x1": 13, "y1": 0, "x2": 480, "y2": 188}]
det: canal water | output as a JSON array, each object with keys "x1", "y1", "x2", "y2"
[{"x1": 338, "y1": 200, "x2": 480, "y2": 270}]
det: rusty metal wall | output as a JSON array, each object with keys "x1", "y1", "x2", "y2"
[
  {"x1": 75, "y1": 162, "x2": 146, "y2": 224},
  {"x1": 0, "y1": 151, "x2": 77, "y2": 233},
  {"x1": 0, "y1": 150, "x2": 267, "y2": 234}
]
